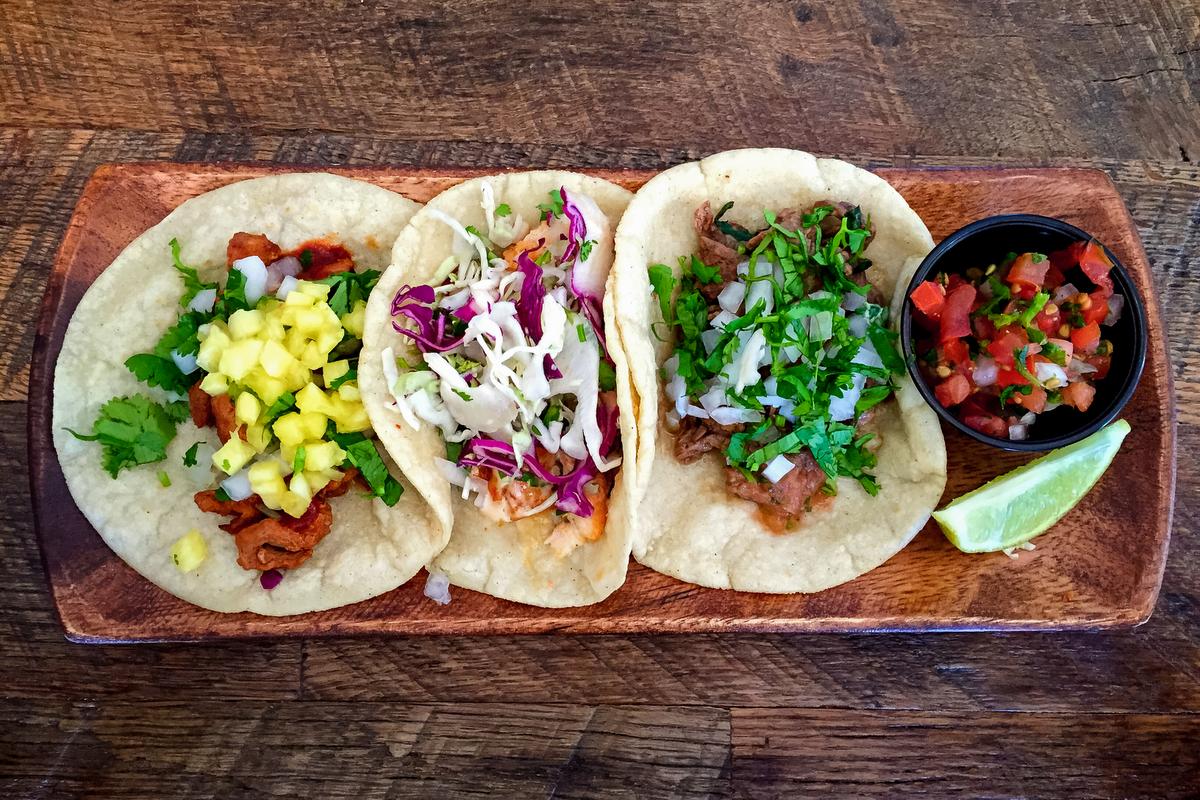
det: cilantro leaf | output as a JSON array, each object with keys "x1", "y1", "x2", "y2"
[
  {"x1": 66, "y1": 395, "x2": 185, "y2": 478},
  {"x1": 293, "y1": 446, "x2": 306, "y2": 474},
  {"x1": 866, "y1": 323, "x2": 906, "y2": 375},
  {"x1": 168, "y1": 238, "x2": 216, "y2": 306},
  {"x1": 713, "y1": 201, "x2": 752, "y2": 242},
  {"x1": 214, "y1": 268, "x2": 250, "y2": 318},
  {"x1": 495, "y1": 203, "x2": 511, "y2": 217},
  {"x1": 685, "y1": 255, "x2": 722, "y2": 284},
  {"x1": 264, "y1": 391, "x2": 297, "y2": 423},
  {"x1": 317, "y1": 269, "x2": 381, "y2": 317},
  {"x1": 647, "y1": 264, "x2": 676, "y2": 326},
  {"x1": 125, "y1": 353, "x2": 192, "y2": 395},
  {"x1": 855, "y1": 384, "x2": 893, "y2": 415},
  {"x1": 598, "y1": 359, "x2": 616, "y2": 391},
  {"x1": 328, "y1": 368, "x2": 357, "y2": 391},
  {"x1": 579, "y1": 240, "x2": 595, "y2": 261},
  {"x1": 330, "y1": 432, "x2": 404, "y2": 506},
  {"x1": 536, "y1": 190, "x2": 565, "y2": 218},
  {"x1": 183, "y1": 441, "x2": 201, "y2": 467}
]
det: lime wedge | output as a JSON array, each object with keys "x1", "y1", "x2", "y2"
[{"x1": 933, "y1": 419, "x2": 1131, "y2": 553}]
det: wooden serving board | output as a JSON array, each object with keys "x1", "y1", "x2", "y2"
[{"x1": 29, "y1": 164, "x2": 1175, "y2": 642}]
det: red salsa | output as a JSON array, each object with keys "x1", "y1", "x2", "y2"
[{"x1": 909, "y1": 239, "x2": 1122, "y2": 440}]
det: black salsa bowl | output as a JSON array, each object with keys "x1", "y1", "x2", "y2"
[{"x1": 899, "y1": 214, "x2": 1148, "y2": 452}]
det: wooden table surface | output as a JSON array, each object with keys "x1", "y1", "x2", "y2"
[{"x1": 2, "y1": 2, "x2": 1198, "y2": 797}]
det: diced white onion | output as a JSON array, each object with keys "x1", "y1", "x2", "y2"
[
  {"x1": 1052, "y1": 283, "x2": 1079, "y2": 304},
  {"x1": 1069, "y1": 358, "x2": 1098, "y2": 375},
  {"x1": 853, "y1": 340, "x2": 884, "y2": 370},
  {"x1": 1008, "y1": 423, "x2": 1029, "y2": 441},
  {"x1": 1105, "y1": 294, "x2": 1125, "y2": 326},
  {"x1": 735, "y1": 260, "x2": 750, "y2": 277},
  {"x1": 781, "y1": 345, "x2": 801, "y2": 363},
  {"x1": 220, "y1": 469, "x2": 253, "y2": 501},
  {"x1": 1019, "y1": 411, "x2": 1037, "y2": 425},
  {"x1": 718, "y1": 282, "x2": 746, "y2": 313},
  {"x1": 424, "y1": 570, "x2": 452, "y2": 605},
  {"x1": 275, "y1": 275, "x2": 299, "y2": 300},
  {"x1": 265, "y1": 256, "x2": 302, "y2": 292},
  {"x1": 700, "y1": 328, "x2": 722, "y2": 353},
  {"x1": 734, "y1": 329, "x2": 766, "y2": 392},
  {"x1": 842, "y1": 291, "x2": 866, "y2": 311},
  {"x1": 848, "y1": 314, "x2": 869, "y2": 338},
  {"x1": 188, "y1": 288, "x2": 217, "y2": 313},
  {"x1": 762, "y1": 454, "x2": 796, "y2": 484},
  {"x1": 745, "y1": 279, "x2": 774, "y2": 315},
  {"x1": 664, "y1": 410, "x2": 681, "y2": 429},
  {"x1": 171, "y1": 349, "x2": 199, "y2": 375},
  {"x1": 711, "y1": 310, "x2": 737, "y2": 330},
  {"x1": 699, "y1": 385, "x2": 727, "y2": 413},
  {"x1": 972, "y1": 356, "x2": 998, "y2": 388},
  {"x1": 828, "y1": 374, "x2": 866, "y2": 422},
  {"x1": 667, "y1": 374, "x2": 687, "y2": 416},
  {"x1": 1034, "y1": 361, "x2": 1069, "y2": 386},
  {"x1": 233, "y1": 255, "x2": 268, "y2": 306},
  {"x1": 685, "y1": 403, "x2": 710, "y2": 419},
  {"x1": 710, "y1": 407, "x2": 763, "y2": 426}
]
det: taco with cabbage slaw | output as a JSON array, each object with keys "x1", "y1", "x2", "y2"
[{"x1": 359, "y1": 172, "x2": 635, "y2": 607}]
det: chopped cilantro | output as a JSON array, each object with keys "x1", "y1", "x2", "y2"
[
  {"x1": 328, "y1": 368, "x2": 357, "y2": 391},
  {"x1": 330, "y1": 431, "x2": 404, "y2": 506},
  {"x1": 536, "y1": 190, "x2": 565, "y2": 218},
  {"x1": 576, "y1": 323, "x2": 587, "y2": 343},
  {"x1": 445, "y1": 440, "x2": 465, "y2": 463},
  {"x1": 298, "y1": 249, "x2": 314, "y2": 268},
  {"x1": 182, "y1": 441, "x2": 201, "y2": 468},
  {"x1": 157, "y1": 470, "x2": 171, "y2": 487},
  {"x1": 317, "y1": 269, "x2": 381, "y2": 317},
  {"x1": 264, "y1": 391, "x2": 297, "y2": 423},
  {"x1": 124, "y1": 354, "x2": 191, "y2": 395},
  {"x1": 686, "y1": 254, "x2": 722, "y2": 284},
  {"x1": 533, "y1": 250, "x2": 553, "y2": 266},
  {"x1": 647, "y1": 264, "x2": 676, "y2": 326},
  {"x1": 495, "y1": 203, "x2": 512, "y2": 217},
  {"x1": 167, "y1": 238, "x2": 216, "y2": 307},
  {"x1": 214, "y1": 268, "x2": 250, "y2": 318},
  {"x1": 579, "y1": 240, "x2": 595, "y2": 261},
  {"x1": 452, "y1": 388, "x2": 472, "y2": 402},
  {"x1": 66, "y1": 395, "x2": 187, "y2": 478},
  {"x1": 214, "y1": 486, "x2": 232, "y2": 502},
  {"x1": 293, "y1": 446, "x2": 306, "y2": 474},
  {"x1": 713, "y1": 201, "x2": 752, "y2": 242},
  {"x1": 598, "y1": 359, "x2": 617, "y2": 392}
]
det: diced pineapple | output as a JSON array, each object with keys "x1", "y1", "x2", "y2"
[
  {"x1": 171, "y1": 529, "x2": 208, "y2": 572},
  {"x1": 299, "y1": 341, "x2": 327, "y2": 370},
  {"x1": 196, "y1": 324, "x2": 231, "y2": 372},
  {"x1": 245, "y1": 422, "x2": 272, "y2": 453},
  {"x1": 264, "y1": 316, "x2": 287, "y2": 341},
  {"x1": 304, "y1": 440, "x2": 346, "y2": 472},
  {"x1": 296, "y1": 383, "x2": 335, "y2": 416},
  {"x1": 340, "y1": 300, "x2": 367, "y2": 338},
  {"x1": 279, "y1": 443, "x2": 297, "y2": 469},
  {"x1": 329, "y1": 396, "x2": 371, "y2": 433},
  {"x1": 248, "y1": 460, "x2": 287, "y2": 506},
  {"x1": 316, "y1": 326, "x2": 344, "y2": 355},
  {"x1": 284, "y1": 290, "x2": 316, "y2": 308},
  {"x1": 235, "y1": 392, "x2": 261, "y2": 425},
  {"x1": 218, "y1": 339, "x2": 264, "y2": 381},
  {"x1": 228, "y1": 308, "x2": 264, "y2": 340},
  {"x1": 304, "y1": 469, "x2": 334, "y2": 496},
  {"x1": 199, "y1": 371, "x2": 228, "y2": 396},
  {"x1": 242, "y1": 369, "x2": 289, "y2": 407},
  {"x1": 323, "y1": 360, "x2": 350, "y2": 386},
  {"x1": 289, "y1": 471, "x2": 313, "y2": 502},
  {"x1": 296, "y1": 280, "x2": 331, "y2": 300},
  {"x1": 273, "y1": 412, "x2": 307, "y2": 447},
  {"x1": 337, "y1": 383, "x2": 360, "y2": 402},
  {"x1": 212, "y1": 437, "x2": 256, "y2": 475},
  {"x1": 280, "y1": 491, "x2": 311, "y2": 518},
  {"x1": 284, "y1": 327, "x2": 309, "y2": 357},
  {"x1": 298, "y1": 411, "x2": 328, "y2": 439},
  {"x1": 260, "y1": 339, "x2": 298, "y2": 379}
]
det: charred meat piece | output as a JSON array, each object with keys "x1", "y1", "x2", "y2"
[
  {"x1": 316, "y1": 467, "x2": 365, "y2": 500},
  {"x1": 187, "y1": 381, "x2": 212, "y2": 428},
  {"x1": 194, "y1": 489, "x2": 265, "y2": 534},
  {"x1": 724, "y1": 450, "x2": 827, "y2": 528},
  {"x1": 674, "y1": 416, "x2": 745, "y2": 464},
  {"x1": 233, "y1": 497, "x2": 334, "y2": 572},
  {"x1": 693, "y1": 201, "x2": 741, "y2": 278},
  {"x1": 210, "y1": 394, "x2": 244, "y2": 443},
  {"x1": 290, "y1": 239, "x2": 356, "y2": 280},
  {"x1": 226, "y1": 232, "x2": 283, "y2": 268}
]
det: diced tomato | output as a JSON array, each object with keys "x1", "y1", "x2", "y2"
[
  {"x1": 939, "y1": 284, "x2": 976, "y2": 343},
  {"x1": 1043, "y1": 262, "x2": 1066, "y2": 288},
  {"x1": 971, "y1": 314, "x2": 996, "y2": 341},
  {"x1": 1082, "y1": 290, "x2": 1109, "y2": 325},
  {"x1": 1013, "y1": 385, "x2": 1047, "y2": 413},
  {"x1": 1049, "y1": 240, "x2": 1086, "y2": 272},
  {"x1": 987, "y1": 326, "x2": 1028, "y2": 367},
  {"x1": 934, "y1": 373, "x2": 971, "y2": 407},
  {"x1": 1007, "y1": 253, "x2": 1050, "y2": 291},
  {"x1": 945, "y1": 273, "x2": 967, "y2": 293},
  {"x1": 1061, "y1": 381, "x2": 1097, "y2": 412},
  {"x1": 1086, "y1": 354, "x2": 1112, "y2": 380},
  {"x1": 1035, "y1": 309, "x2": 1062, "y2": 337},
  {"x1": 995, "y1": 368, "x2": 1029, "y2": 387},
  {"x1": 1079, "y1": 240, "x2": 1115, "y2": 297},
  {"x1": 941, "y1": 338, "x2": 970, "y2": 370},
  {"x1": 1071, "y1": 322, "x2": 1101, "y2": 354},
  {"x1": 962, "y1": 412, "x2": 1007, "y2": 438},
  {"x1": 910, "y1": 280, "x2": 946, "y2": 320}
]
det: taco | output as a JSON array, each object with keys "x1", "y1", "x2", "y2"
[
  {"x1": 610, "y1": 149, "x2": 947, "y2": 593},
  {"x1": 359, "y1": 172, "x2": 635, "y2": 607},
  {"x1": 53, "y1": 173, "x2": 450, "y2": 615}
]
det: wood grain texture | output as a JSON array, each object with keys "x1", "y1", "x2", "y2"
[
  {"x1": 0, "y1": 1, "x2": 1197, "y2": 160},
  {"x1": 3, "y1": 0, "x2": 1200, "y2": 794},
  {"x1": 29, "y1": 163, "x2": 1173, "y2": 640}
]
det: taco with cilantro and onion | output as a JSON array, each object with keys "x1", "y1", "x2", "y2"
[
  {"x1": 359, "y1": 172, "x2": 635, "y2": 607},
  {"x1": 610, "y1": 149, "x2": 947, "y2": 593},
  {"x1": 53, "y1": 173, "x2": 451, "y2": 615}
]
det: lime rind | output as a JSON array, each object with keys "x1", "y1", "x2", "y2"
[{"x1": 933, "y1": 419, "x2": 1131, "y2": 553}]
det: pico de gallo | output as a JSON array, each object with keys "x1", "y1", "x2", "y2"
[{"x1": 909, "y1": 239, "x2": 1123, "y2": 440}]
